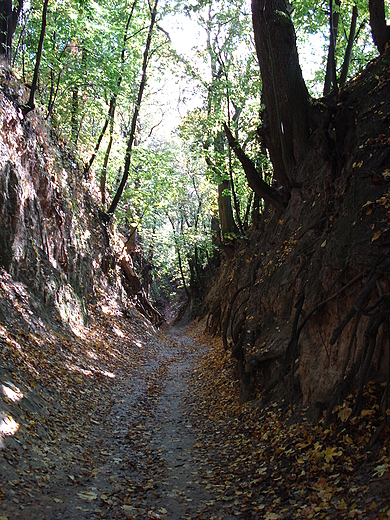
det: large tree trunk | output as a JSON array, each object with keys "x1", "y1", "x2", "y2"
[
  {"x1": 369, "y1": 0, "x2": 390, "y2": 54},
  {"x1": 251, "y1": 0, "x2": 310, "y2": 191}
]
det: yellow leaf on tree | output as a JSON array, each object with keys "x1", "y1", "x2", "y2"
[{"x1": 372, "y1": 231, "x2": 381, "y2": 242}]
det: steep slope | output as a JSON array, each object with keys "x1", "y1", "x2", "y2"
[
  {"x1": 0, "y1": 65, "x2": 104, "y2": 325},
  {"x1": 205, "y1": 47, "x2": 390, "y2": 419}
]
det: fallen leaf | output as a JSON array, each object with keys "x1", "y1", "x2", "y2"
[
  {"x1": 324, "y1": 446, "x2": 340, "y2": 463},
  {"x1": 77, "y1": 491, "x2": 98, "y2": 501}
]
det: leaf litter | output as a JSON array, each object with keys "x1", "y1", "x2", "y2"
[{"x1": 0, "y1": 270, "x2": 390, "y2": 518}]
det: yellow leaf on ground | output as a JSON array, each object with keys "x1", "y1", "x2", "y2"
[{"x1": 324, "y1": 446, "x2": 340, "y2": 463}]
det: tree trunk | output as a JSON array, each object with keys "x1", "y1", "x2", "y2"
[
  {"x1": 100, "y1": 117, "x2": 114, "y2": 208},
  {"x1": 168, "y1": 215, "x2": 190, "y2": 299},
  {"x1": 106, "y1": 0, "x2": 158, "y2": 218},
  {"x1": 84, "y1": 95, "x2": 115, "y2": 177},
  {"x1": 324, "y1": 0, "x2": 341, "y2": 95},
  {"x1": 218, "y1": 180, "x2": 239, "y2": 238},
  {"x1": 70, "y1": 86, "x2": 79, "y2": 145},
  {"x1": 23, "y1": 0, "x2": 49, "y2": 116},
  {"x1": 84, "y1": 0, "x2": 137, "y2": 178},
  {"x1": 339, "y1": 5, "x2": 358, "y2": 85},
  {"x1": 224, "y1": 122, "x2": 286, "y2": 210},
  {"x1": 0, "y1": 0, "x2": 22, "y2": 62},
  {"x1": 369, "y1": 0, "x2": 390, "y2": 54},
  {"x1": 251, "y1": 0, "x2": 310, "y2": 191}
]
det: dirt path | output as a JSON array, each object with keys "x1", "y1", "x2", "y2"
[
  {"x1": 1, "y1": 318, "x2": 235, "y2": 520},
  {"x1": 52, "y1": 326, "x2": 219, "y2": 519}
]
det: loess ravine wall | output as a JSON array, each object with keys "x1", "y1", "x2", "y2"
[
  {"x1": 0, "y1": 65, "x2": 111, "y2": 327},
  {"x1": 205, "y1": 48, "x2": 390, "y2": 417}
]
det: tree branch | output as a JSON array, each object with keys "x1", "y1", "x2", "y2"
[{"x1": 223, "y1": 123, "x2": 286, "y2": 210}]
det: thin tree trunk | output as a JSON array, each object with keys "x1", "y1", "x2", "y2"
[
  {"x1": 23, "y1": 0, "x2": 49, "y2": 116},
  {"x1": 168, "y1": 215, "x2": 190, "y2": 299},
  {"x1": 204, "y1": 150, "x2": 239, "y2": 238},
  {"x1": 106, "y1": 0, "x2": 158, "y2": 218},
  {"x1": 243, "y1": 191, "x2": 253, "y2": 229},
  {"x1": 222, "y1": 55, "x2": 244, "y2": 235},
  {"x1": 46, "y1": 67, "x2": 61, "y2": 119},
  {"x1": 340, "y1": 5, "x2": 358, "y2": 85},
  {"x1": 70, "y1": 86, "x2": 79, "y2": 145},
  {"x1": 100, "y1": 117, "x2": 114, "y2": 208},
  {"x1": 324, "y1": 0, "x2": 341, "y2": 95},
  {"x1": 84, "y1": 0, "x2": 137, "y2": 178},
  {"x1": 84, "y1": 96, "x2": 115, "y2": 176},
  {"x1": 12, "y1": 8, "x2": 29, "y2": 66}
]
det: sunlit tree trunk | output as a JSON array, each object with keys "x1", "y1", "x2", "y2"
[
  {"x1": 84, "y1": 0, "x2": 137, "y2": 178},
  {"x1": 106, "y1": 0, "x2": 158, "y2": 219}
]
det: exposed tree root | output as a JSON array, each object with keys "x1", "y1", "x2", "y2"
[{"x1": 222, "y1": 284, "x2": 250, "y2": 350}]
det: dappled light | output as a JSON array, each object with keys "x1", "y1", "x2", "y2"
[
  {"x1": 0, "y1": 412, "x2": 19, "y2": 448},
  {"x1": 1, "y1": 383, "x2": 23, "y2": 403}
]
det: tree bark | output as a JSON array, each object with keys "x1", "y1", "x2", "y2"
[
  {"x1": 84, "y1": 0, "x2": 137, "y2": 178},
  {"x1": 369, "y1": 0, "x2": 390, "y2": 54},
  {"x1": 218, "y1": 180, "x2": 239, "y2": 238},
  {"x1": 251, "y1": 0, "x2": 310, "y2": 190},
  {"x1": 70, "y1": 86, "x2": 79, "y2": 144},
  {"x1": 168, "y1": 215, "x2": 190, "y2": 299},
  {"x1": 100, "y1": 117, "x2": 114, "y2": 208}
]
